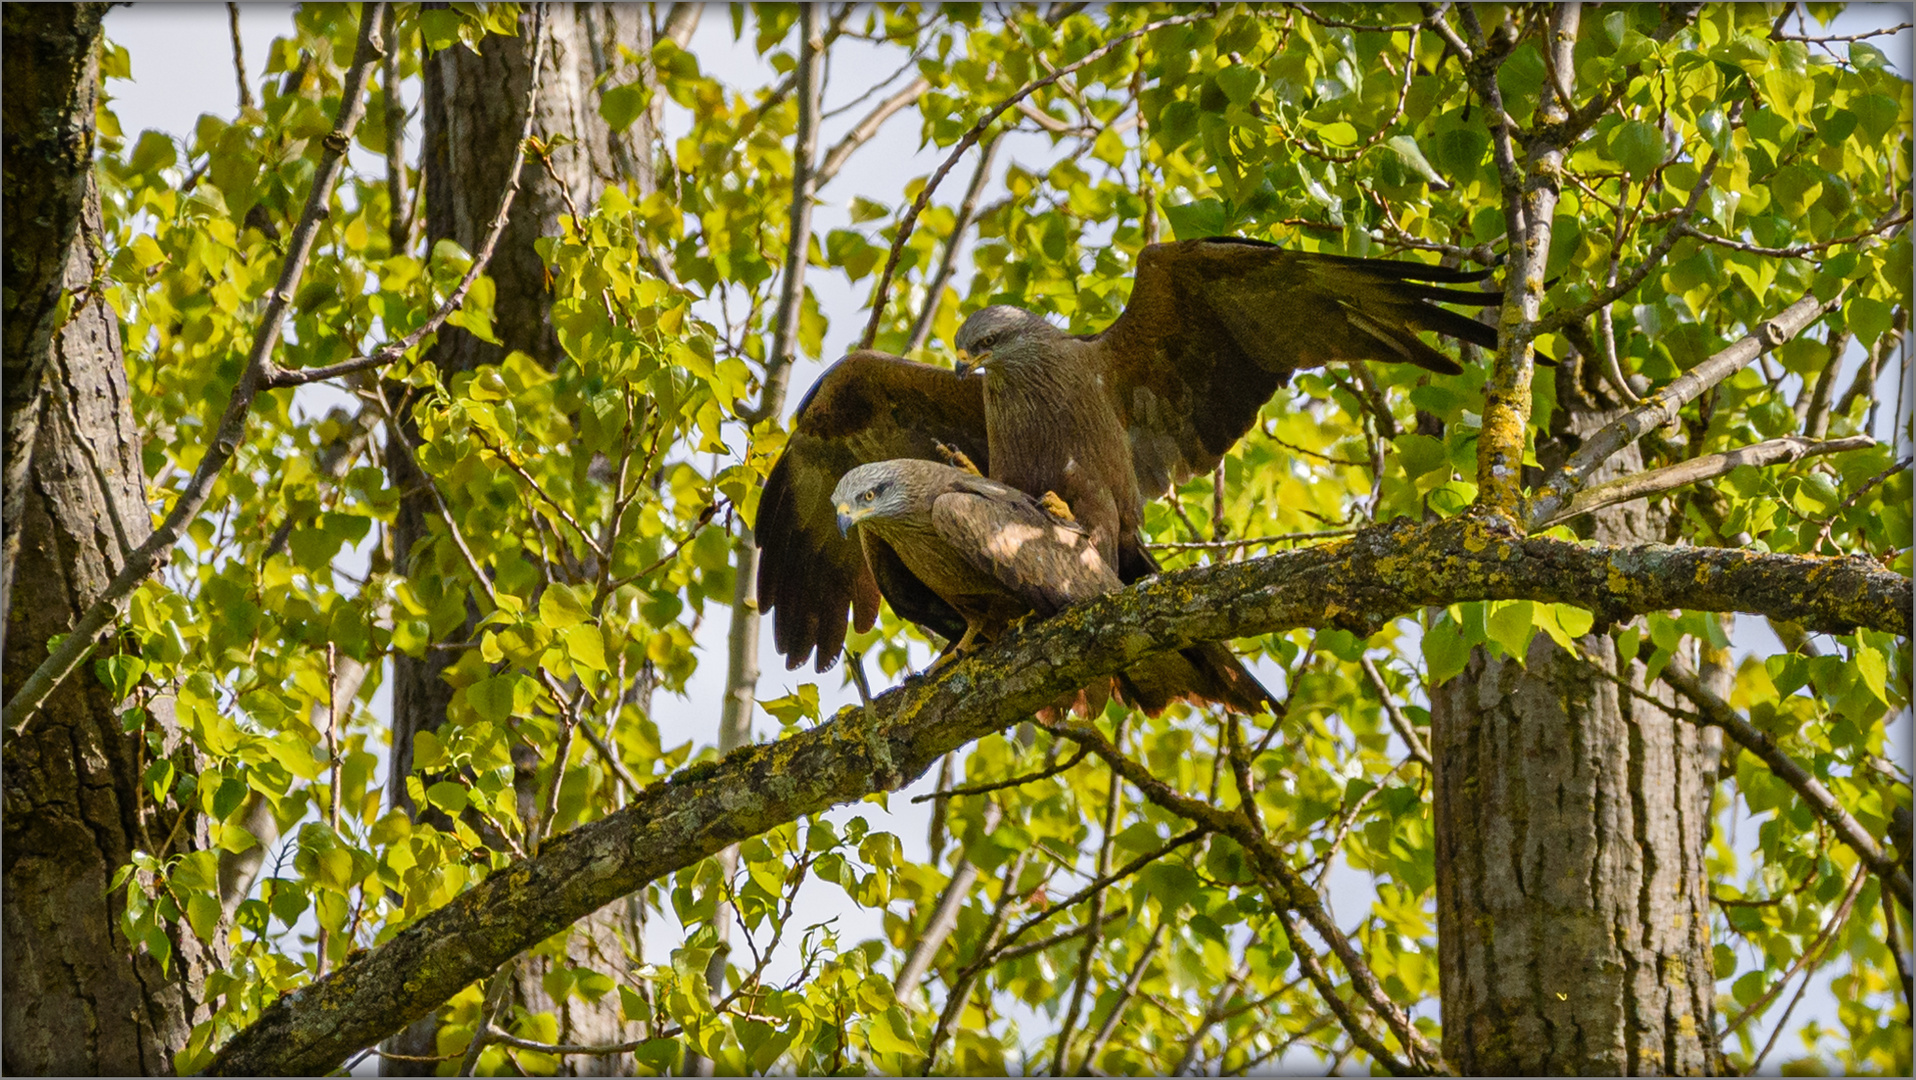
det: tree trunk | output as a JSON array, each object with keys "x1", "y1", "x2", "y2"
[
  {"x1": 1, "y1": 10, "x2": 222, "y2": 1070},
  {"x1": 383, "y1": 7, "x2": 659, "y2": 1072},
  {"x1": 1431, "y1": 364, "x2": 1721, "y2": 1075},
  {"x1": 2, "y1": 1, "x2": 110, "y2": 638}
]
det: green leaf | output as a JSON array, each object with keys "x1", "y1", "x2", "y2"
[
  {"x1": 599, "y1": 83, "x2": 647, "y2": 131},
  {"x1": 1423, "y1": 613, "x2": 1471, "y2": 685},
  {"x1": 184, "y1": 891, "x2": 222, "y2": 943},
  {"x1": 760, "y1": 684, "x2": 820, "y2": 726},
  {"x1": 1847, "y1": 296, "x2": 1892, "y2": 346},
  {"x1": 426, "y1": 780, "x2": 470, "y2": 815},
  {"x1": 1140, "y1": 861, "x2": 1201, "y2": 913},
  {"x1": 1385, "y1": 135, "x2": 1445, "y2": 185},
  {"x1": 467, "y1": 674, "x2": 521, "y2": 724},
  {"x1": 1609, "y1": 120, "x2": 1665, "y2": 179},
  {"x1": 1486, "y1": 600, "x2": 1535, "y2": 661},
  {"x1": 565, "y1": 624, "x2": 608, "y2": 673},
  {"x1": 1163, "y1": 198, "x2": 1228, "y2": 239}
]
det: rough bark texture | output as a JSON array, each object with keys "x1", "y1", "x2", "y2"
[
  {"x1": 383, "y1": 8, "x2": 658, "y2": 1072},
  {"x1": 1432, "y1": 378, "x2": 1722, "y2": 1074},
  {"x1": 1, "y1": 1, "x2": 110, "y2": 640},
  {"x1": 205, "y1": 509, "x2": 1907, "y2": 1075},
  {"x1": 1, "y1": 173, "x2": 221, "y2": 1077}
]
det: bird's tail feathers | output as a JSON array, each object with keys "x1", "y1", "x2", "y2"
[{"x1": 1110, "y1": 641, "x2": 1279, "y2": 718}]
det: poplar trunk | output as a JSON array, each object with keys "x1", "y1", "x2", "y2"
[{"x1": 1431, "y1": 364, "x2": 1722, "y2": 1075}]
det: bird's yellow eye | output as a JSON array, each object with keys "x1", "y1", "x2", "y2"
[{"x1": 862, "y1": 491, "x2": 875, "y2": 502}]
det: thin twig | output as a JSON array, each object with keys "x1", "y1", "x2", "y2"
[
  {"x1": 858, "y1": 11, "x2": 1211, "y2": 350},
  {"x1": 1359, "y1": 656, "x2": 1433, "y2": 769},
  {"x1": 1720, "y1": 866, "x2": 1866, "y2": 1045},
  {"x1": 260, "y1": 6, "x2": 551, "y2": 390},
  {"x1": 903, "y1": 135, "x2": 1001, "y2": 357},
  {"x1": 735, "y1": 5, "x2": 824, "y2": 425},
  {"x1": 227, "y1": 3, "x2": 254, "y2": 110},
  {"x1": 1678, "y1": 208, "x2": 1910, "y2": 259},
  {"x1": 1813, "y1": 455, "x2": 1911, "y2": 552},
  {"x1": 910, "y1": 745, "x2": 1089, "y2": 803}
]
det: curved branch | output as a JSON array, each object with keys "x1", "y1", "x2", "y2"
[
  {"x1": 1660, "y1": 657, "x2": 1911, "y2": 909},
  {"x1": 1536, "y1": 435, "x2": 1876, "y2": 530},
  {"x1": 201, "y1": 516, "x2": 1908, "y2": 1074}
]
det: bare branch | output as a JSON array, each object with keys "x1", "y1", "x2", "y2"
[
  {"x1": 1077, "y1": 920, "x2": 1166, "y2": 1071},
  {"x1": 903, "y1": 135, "x2": 1000, "y2": 357},
  {"x1": 659, "y1": 2, "x2": 700, "y2": 46},
  {"x1": 813, "y1": 76, "x2": 929, "y2": 187},
  {"x1": 735, "y1": 7, "x2": 824, "y2": 425},
  {"x1": 893, "y1": 859, "x2": 980, "y2": 1001},
  {"x1": 858, "y1": 11, "x2": 1211, "y2": 350},
  {"x1": 911, "y1": 745, "x2": 1089, "y2": 803},
  {"x1": 1359, "y1": 656, "x2": 1434, "y2": 769},
  {"x1": 1719, "y1": 866, "x2": 1867, "y2": 1046},
  {"x1": 1525, "y1": 290, "x2": 1844, "y2": 529},
  {"x1": 1678, "y1": 208, "x2": 1911, "y2": 260},
  {"x1": 1774, "y1": 21, "x2": 1911, "y2": 43},
  {"x1": 1658, "y1": 658, "x2": 1910, "y2": 909},
  {"x1": 1535, "y1": 435, "x2": 1876, "y2": 530},
  {"x1": 227, "y1": 3, "x2": 254, "y2": 110},
  {"x1": 380, "y1": 3, "x2": 408, "y2": 254}
]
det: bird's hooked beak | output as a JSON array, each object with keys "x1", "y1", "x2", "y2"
[
  {"x1": 835, "y1": 502, "x2": 869, "y2": 537},
  {"x1": 954, "y1": 347, "x2": 990, "y2": 378}
]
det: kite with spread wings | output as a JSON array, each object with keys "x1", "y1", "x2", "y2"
[{"x1": 757, "y1": 237, "x2": 1498, "y2": 696}]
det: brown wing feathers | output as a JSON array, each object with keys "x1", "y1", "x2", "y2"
[{"x1": 755, "y1": 352, "x2": 989, "y2": 671}]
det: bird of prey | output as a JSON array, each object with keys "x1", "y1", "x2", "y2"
[
  {"x1": 829, "y1": 459, "x2": 1272, "y2": 716},
  {"x1": 757, "y1": 236, "x2": 1497, "y2": 679}
]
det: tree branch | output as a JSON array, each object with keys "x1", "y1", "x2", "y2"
[
  {"x1": 1659, "y1": 657, "x2": 1911, "y2": 909},
  {"x1": 201, "y1": 515, "x2": 1908, "y2": 1073},
  {"x1": 735, "y1": 6, "x2": 824, "y2": 424},
  {"x1": 1533, "y1": 435, "x2": 1876, "y2": 530},
  {"x1": 1525, "y1": 289, "x2": 1844, "y2": 528},
  {"x1": 812, "y1": 75, "x2": 929, "y2": 188},
  {"x1": 903, "y1": 134, "x2": 1000, "y2": 357}
]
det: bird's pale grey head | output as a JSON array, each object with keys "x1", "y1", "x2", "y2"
[
  {"x1": 833, "y1": 461, "x2": 916, "y2": 536},
  {"x1": 954, "y1": 305, "x2": 1062, "y2": 376}
]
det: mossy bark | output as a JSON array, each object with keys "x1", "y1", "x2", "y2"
[{"x1": 1433, "y1": 376, "x2": 1721, "y2": 1074}]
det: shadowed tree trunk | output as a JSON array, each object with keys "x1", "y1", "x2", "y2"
[
  {"x1": 382, "y1": 7, "x2": 662, "y2": 1072},
  {"x1": 1, "y1": 6, "x2": 223, "y2": 1072},
  {"x1": 1431, "y1": 356, "x2": 1722, "y2": 1075}
]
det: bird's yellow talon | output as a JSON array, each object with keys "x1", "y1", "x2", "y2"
[
  {"x1": 1039, "y1": 491, "x2": 1075, "y2": 522},
  {"x1": 935, "y1": 441, "x2": 983, "y2": 477}
]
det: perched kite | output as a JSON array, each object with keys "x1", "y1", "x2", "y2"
[
  {"x1": 829, "y1": 459, "x2": 1272, "y2": 716},
  {"x1": 757, "y1": 237, "x2": 1497, "y2": 687}
]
